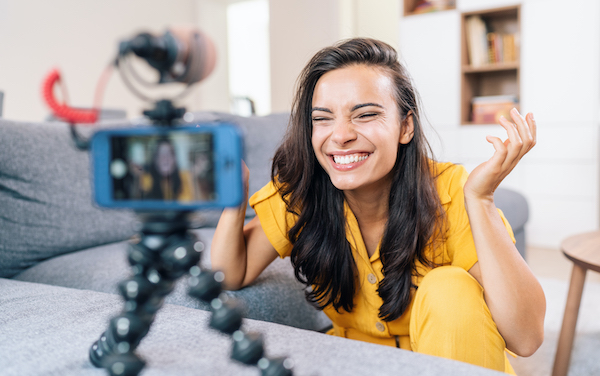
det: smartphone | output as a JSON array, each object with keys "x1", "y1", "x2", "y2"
[{"x1": 91, "y1": 123, "x2": 243, "y2": 210}]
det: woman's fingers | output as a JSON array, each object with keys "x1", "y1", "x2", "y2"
[
  {"x1": 469, "y1": 109, "x2": 537, "y2": 198},
  {"x1": 486, "y1": 135, "x2": 508, "y2": 164},
  {"x1": 508, "y1": 108, "x2": 535, "y2": 156},
  {"x1": 525, "y1": 112, "x2": 537, "y2": 150},
  {"x1": 497, "y1": 108, "x2": 537, "y2": 168},
  {"x1": 498, "y1": 114, "x2": 523, "y2": 167}
]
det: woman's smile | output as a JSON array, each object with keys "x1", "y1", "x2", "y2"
[{"x1": 330, "y1": 152, "x2": 370, "y2": 169}]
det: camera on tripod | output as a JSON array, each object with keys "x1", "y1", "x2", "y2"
[{"x1": 43, "y1": 26, "x2": 292, "y2": 376}]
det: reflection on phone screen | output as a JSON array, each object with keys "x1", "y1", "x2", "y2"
[{"x1": 110, "y1": 133, "x2": 216, "y2": 202}]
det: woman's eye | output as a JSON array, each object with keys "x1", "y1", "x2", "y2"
[
  {"x1": 312, "y1": 117, "x2": 329, "y2": 122},
  {"x1": 357, "y1": 113, "x2": 377, "y2": 120}
]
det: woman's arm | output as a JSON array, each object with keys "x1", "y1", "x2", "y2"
[
  {"x1": 464, "y1": 109, "x2": 545, "y2": 357},
  {"x1": 210, "y1": 163, "x2": 279, "y2": 290}
]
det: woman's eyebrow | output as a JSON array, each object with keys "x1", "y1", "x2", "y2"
[
  {"x1": 311, "y1": 103, "x2": 384, "y2": 113},
  {"x1": 311, "y1": 107, "x2": 332, "y2": 113},
  {"x1": 351, "y1": 103, "x2": 384, "y2": 111}
]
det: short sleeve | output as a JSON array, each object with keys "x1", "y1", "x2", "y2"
[
  {"x1": 249, "y1": 181, "x2": 295, "y2": 258},
  {"x1": 440, "y1": 164, "x2": 516, "y2": 271}
]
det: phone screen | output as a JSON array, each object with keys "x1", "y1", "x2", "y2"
[{"x1": 109, "y1": 133, "x2": 216, "y2": 203}]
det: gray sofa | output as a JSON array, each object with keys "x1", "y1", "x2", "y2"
[{"x1": 0, "y1": 112, "x2": 523, "y2": 375}]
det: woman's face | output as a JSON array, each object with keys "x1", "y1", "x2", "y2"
[
  {"x1": 311, "y1": 64, "x2": 412, "y2": 194},
  {"x1": 156, "y1": 142, "x2": 176, "y2": 177}
]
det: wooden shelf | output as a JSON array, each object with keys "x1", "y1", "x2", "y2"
[
  {"x1": 462, "y1": 62, "x2": 519, "y2": 73},
  {"x1": 460, "y1": 5, "x2": 521, "y2": 125}
]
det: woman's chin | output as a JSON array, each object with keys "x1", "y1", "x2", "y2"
[{"x1": 328, "y1": 176, "x2": 363, "y2": 192}]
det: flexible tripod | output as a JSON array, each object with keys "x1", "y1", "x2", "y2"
[{"x1": 88, "y1": 101, "x2": 293, "y2": 376}]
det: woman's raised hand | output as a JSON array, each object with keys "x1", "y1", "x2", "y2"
[
  {"x1": 240, "y1": 160, "x2": 250, "y2": 209},
  {"x1": 463, "y1": 108, "x2": 536, "y2": 202}
]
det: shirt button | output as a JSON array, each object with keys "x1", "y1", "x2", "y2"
[
  {"x1": 367, "y1": 273, "x2": 377, "y2": 284},
  {"x1": 375, "y1": 322, "x2": 385, "y2": 332}
]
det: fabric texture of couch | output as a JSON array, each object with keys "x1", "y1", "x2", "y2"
[{"x1": 0, "y1": 111, "x2": 527, "y2": 375}]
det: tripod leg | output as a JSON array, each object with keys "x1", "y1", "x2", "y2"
[
  {"x1": 188, "y1": 267, "x2": 294, "y2": 375},
  {"x1": 90, "y1": 217, "x2": 202, "y2": 376}
]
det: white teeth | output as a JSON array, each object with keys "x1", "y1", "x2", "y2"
[{"x1": 333, "y1": 154, "x2": 368, "y2": 165}]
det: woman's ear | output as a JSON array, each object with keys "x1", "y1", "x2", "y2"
[{"x1": 400, "y1": 111, "x2": 415, "y2": 145}]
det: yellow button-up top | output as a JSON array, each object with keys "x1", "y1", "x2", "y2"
[{"x1": 249, "y1": 162, "x2": 515, "y2": 349}]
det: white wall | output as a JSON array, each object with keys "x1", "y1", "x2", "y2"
[
  {"x1": 195, "y1": 0, "x2": 231, "y2": 113},
  {"x1": 268, "y1": 0, "x2": 341, "y2": 113},
  {"x1": 0, "y1": 0, "x2": 402, "y2": 119},
  {"x1": 0, "y1": 0, "x2": 230, "y2": 122},
  {"x1": 227, "y1": 0, "x2": 271, "y2": 115},
  {"x1": 268, "y1": 0, "x2": 400, "y2": 113},
  {"x1": 400, "y1": 0, "x2": 600, "y2": 248}
]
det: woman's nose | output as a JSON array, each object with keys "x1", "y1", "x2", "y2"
[{"x1": 330, "y1": 119, "x2": 357, "y2": 145}]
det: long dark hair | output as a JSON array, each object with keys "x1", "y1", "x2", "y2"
[
  {"x1": 147, "y1": 138, "x2": 182, "y2": 200},
  {"x1": 272, "y1": 38, "x2": 445, "y2": 321}
]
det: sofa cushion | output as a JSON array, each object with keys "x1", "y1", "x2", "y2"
[
  {"x1": 14, "y1": 228, "x2": 332, "y2": 332},
  {"x1": 0, "y1": 119, "x2": 138, "y2": 278},
  {"x1": 0, "y1": 278, "x2": 502, "y2": 376},
  {"x1": 187, "y1": 111, "x2": 289, "y2": 220},
  {"x1": 0, "y1": 112, "x2": 289, "y2": 278}
]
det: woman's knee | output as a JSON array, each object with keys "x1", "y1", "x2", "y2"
[
  {"x1": 417, "y1": 266, "x2": 483, "y2": 308},
  {"x1": 412, "y1": 265, "x2": 493, "y2": 333},
  {"x1": 410, "y1": 266, "x2": 507, "y2": 371}
]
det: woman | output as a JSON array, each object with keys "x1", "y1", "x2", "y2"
[
  {"x1": 211, "y1": 38, "x2": 545, "y2": 374},
  {"x1": 144, "y1": 138, "x2": 192, "y2": 201}
]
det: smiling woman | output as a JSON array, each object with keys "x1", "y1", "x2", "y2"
[
  {"x1": 211, "y1": 38, "x2": 545, "y2": 375},
  {"x1": 310, "y1": 65, "x2": 407, "y2": 193}
]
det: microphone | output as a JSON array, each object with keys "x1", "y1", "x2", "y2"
[{"x1": 119, "y1": 27, "x2": 216, "y2": 85}]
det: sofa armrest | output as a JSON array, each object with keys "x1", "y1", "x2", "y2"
[{"x1": 494, "y1": 187, "x2": 529, "y2": 258}]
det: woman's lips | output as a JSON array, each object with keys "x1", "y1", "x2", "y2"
[{"x1": 329, "y1": 153, "x2": 370, "y2": 170}]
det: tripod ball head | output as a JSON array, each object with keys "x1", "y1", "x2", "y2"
[
  {"x1": 188, "y1": 269, "x2": 225, "y2": 302},
  {"x1": 231, "y1": 331, "x2": 265, "y2": 365},
  {"x1": 209, "y1": 297, "x2": 244, "y2": 335},
  {"x1": 258, "y1": 357, "x2": 294, "y2": 376}
]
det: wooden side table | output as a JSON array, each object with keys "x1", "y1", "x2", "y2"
[{"x1": 552, "y1": 231, "x2": 600, "y2": 376}]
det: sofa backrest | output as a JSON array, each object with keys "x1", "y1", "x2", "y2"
[
  {"x1": 0, "y1": 112, "x2": 289, "y2": 278},
  {"x1": 187, "y1": 111, "x2": 289, "y2": 212}
]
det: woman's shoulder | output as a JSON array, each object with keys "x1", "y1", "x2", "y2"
[
  {"x1": 432, "y1": 161, "x2": 469, "y2": 184},
  {"x1": 430, "y1": 160, "x2": 469, "y2": 204},
  {"x1": 431, "y1": 160, "x2": 466, "y2": 176},
  {"x1": 249, "y1": 180, "x2": 281, "y2": 207}
]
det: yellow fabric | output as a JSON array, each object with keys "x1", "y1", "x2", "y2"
[
  {"x1": 249, "y1": 161, "x2": 517, "y2": 374},
  {"x1": 140, "y1": 171, "x2": 194, "y2": 201},
  {"x1": 409, "y1": 266, "x2": 515, "y2": 374},
  {"x1": 177, "y1": 171, "x2": 194, "y2": 201}
]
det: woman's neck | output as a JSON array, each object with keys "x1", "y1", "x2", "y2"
[
  {"x1": 343, "y1": 179, "x2": 391, "y2": 225},
  {"x1": 344, "y1": 186, "x2": 390, "y2": 258}
]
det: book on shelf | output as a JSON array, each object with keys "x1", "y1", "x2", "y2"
[
  {"x1": 486, "y1": 32, "x2": 517, "y2": 64},
  {"x1": 411, "y1": 0, "x2": 456, "y2": 14},
  {"x1": 465, "y1": 16, "x2": 518, "y2": 66},
  {"x1": 471, "y1": 95, "x2": 518, "y2": 123},
  {"x1": 466, "y1": 15, "x2": 488, "y2": 67}
]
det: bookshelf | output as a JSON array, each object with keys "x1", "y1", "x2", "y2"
[
  {"x1": 404, "y1": 0, "x2": 455, "y2": 16},
  {"x1": 460, "y1": 5, "x2": 520, "y2": 125}
]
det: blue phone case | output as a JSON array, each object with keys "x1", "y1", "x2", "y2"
[{"x1": 91, "y1": 123, "x2": 244, "y2": 211}]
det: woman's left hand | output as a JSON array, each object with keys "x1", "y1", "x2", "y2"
[{"x1": 463, "y1": 108, "x2": 536, "y2": 201}]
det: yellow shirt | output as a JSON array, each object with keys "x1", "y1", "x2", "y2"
[
  {"x1": 249, "y1": 162, "x2": 515, "y2": 349},
  {"x1": 141, "y1": 171, "x2": 194, "y2": 201}
]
